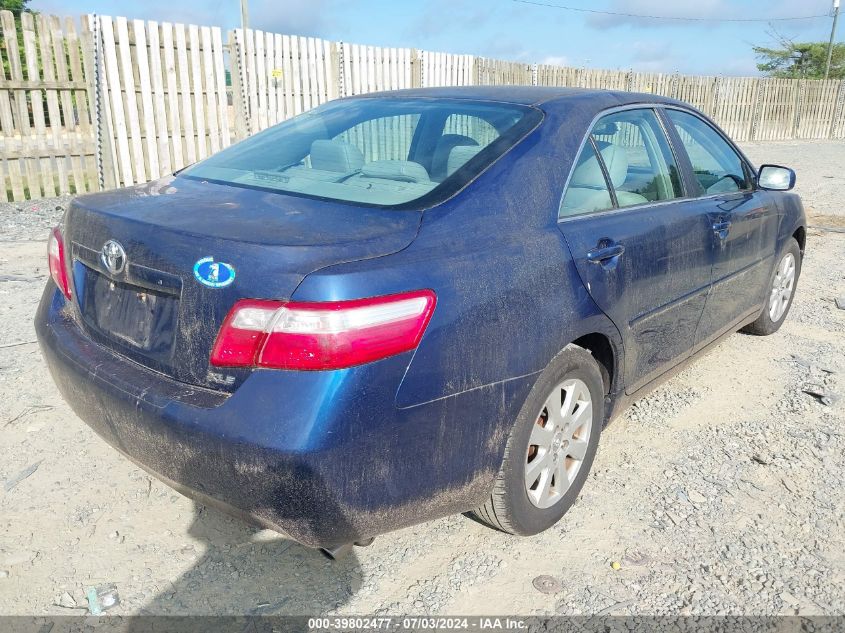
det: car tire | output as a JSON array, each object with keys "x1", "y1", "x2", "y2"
[
  {"x1": 742, "y1": 238, "x2": 802, "y2": 336},
  {"x1": 471, "y1": 344, "x2": 604, "y2": 536}
]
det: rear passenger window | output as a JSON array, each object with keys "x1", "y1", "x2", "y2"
[
  {"x1": 559, "y1": 108, "x2": 683, "y2": 218},
  {"x1": 665, "y1": 109, "x2": 749, "y2": 195},
  {"x1": 590, "y1": 109, "x2": 682, "y2": 206},
  {"x1": 560, "y1": 141, "x2": 614, "y2": 217}
]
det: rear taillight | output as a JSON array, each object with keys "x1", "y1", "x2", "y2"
[
  {"x1": 210, "y1": 290, "x2": 436, "y2": 370},
  {"x1": 48, "y1": 227, "x2": 71, "y2": 299}
]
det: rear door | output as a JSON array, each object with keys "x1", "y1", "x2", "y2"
[
  {"x1": 557, "y1": 107, "x2": 713, "y2": 393},
  {"x1": 662, "y1": 108, "x2": 779, "y2": 348}
]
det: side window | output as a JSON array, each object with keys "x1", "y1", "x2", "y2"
[
  {"x1": 559, "y1": 108, "x2": 683, "y2": 218},
  {"x1": 560, "y1": 141, "x2": 614, "y2": 217},
  {"x1": 590, "y1": 109, "x2": 682, "y2": 206},
  {"x1": 665, "y1": 109, "x2": 749, "y2": 195},
  {"x1": 332, "y1": 114, "x2": 421, "y2": 163}
]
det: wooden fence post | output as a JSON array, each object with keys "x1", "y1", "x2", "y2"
[
  {"x1": 92, "y1": 15, "x2": 118, "y2": 190},
  {"x1": 334, "y1": 41, "x2": 345, "y2": 98},
  {"x1": 84, "y1": 15, "x2": 101, "y2": 189},
  {"x1": 792, "y1": 78, "x2": 805, "y2": 139},
  {"x1": 710, "y1": 76, "x2": 722, "y2": 118},
  {"x1": 228, "y1": 30, "x2": 249, "y2": 141},
  {"x1": 750, "y1": 78, "x2": 766, "y2": 141},
  {"x1": 411, "y1": 49, "x2": 422, "y2": 88},
  {"x1": 829, "y1": 79, "x2": 845, "y2": 139}
]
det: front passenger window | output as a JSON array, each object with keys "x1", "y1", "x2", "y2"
[{"x1": 665, "y1": 109, "x2": 750, "y2": 195}]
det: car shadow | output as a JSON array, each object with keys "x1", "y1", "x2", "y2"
[
  {"x1": 120, "y1": 442, "x2": 367, "y2": 621},
  {"x1": 130, "y1": 501, "x2": 363, "y2": 620}
]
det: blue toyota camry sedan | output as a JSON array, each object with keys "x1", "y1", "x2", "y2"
[{"x1": 36, "y1": 87, "x2": 806, "y2": 556}]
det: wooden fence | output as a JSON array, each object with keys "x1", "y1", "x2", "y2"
[
  {"x1": 1, "y1": 9, "x2": 845, "y2": 202},
  {"x1": 0, "y1": 12, "x2": 96, "y2": 200},
  {"x1": 93, "y1": 15, "x2": 230, "y2": 189}
]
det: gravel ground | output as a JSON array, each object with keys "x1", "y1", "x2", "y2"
[
  {"x1": 742, "y1": 141, "x2": 845, "y2": 219},
  {"x1": 0, "y1": 141, "x2": 843, "y2": 616}
]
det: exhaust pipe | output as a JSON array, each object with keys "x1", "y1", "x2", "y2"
[
  {"x1": 320, "y1": 543, "x2": 353, "y2": 560},
  {"x1": 319, "y1": 538, "x2": 375, "y2": 560}
]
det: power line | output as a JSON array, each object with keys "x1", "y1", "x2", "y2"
[{"x1": 511, "y1": 0, "x2": 830, "y2": 23}]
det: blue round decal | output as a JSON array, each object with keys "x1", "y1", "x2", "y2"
[{"x1": 193, "y1": 257, "x2": 236, "y2": 288}]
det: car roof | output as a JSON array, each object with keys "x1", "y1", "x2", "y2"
[{"x1": 352, "y1": 85, "x2": 685, "y2": 108}]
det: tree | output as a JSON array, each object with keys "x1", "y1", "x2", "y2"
[
  {"x1": 1, "y1": 0, "x2": 35, "y2": 80},
  {"x1": 754, "y1": 32, "x2": 845, "y2": 80},
  {"x1": 0, "y1": 0, "x2": 33, "y2": 16}
]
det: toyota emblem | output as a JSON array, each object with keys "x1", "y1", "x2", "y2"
[{"x1": 101, "y1": 240, "x2": 127, "y2": 275}]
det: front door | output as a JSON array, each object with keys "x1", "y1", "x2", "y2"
[
  {"x1": 557, "y1": 108, "x2": 713, "y2": 394},
  {"x1": 662, "y1": 109, "x2": 779, "y2": 347}
]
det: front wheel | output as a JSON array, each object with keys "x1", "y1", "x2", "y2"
[
  {"x1": 471, "y1": 344, "x2": 604, "y2": 536},
  {"x1": 743, "y1": 237, "x2": 802, "y2": 336}
]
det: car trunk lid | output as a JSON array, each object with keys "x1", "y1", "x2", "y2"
[{"x1": 64, "y1": 176, "x2": 422, "y2": 392}]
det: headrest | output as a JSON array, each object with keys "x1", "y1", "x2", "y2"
[
  {"x1": 360, "y1": 160, "x2": 430, "y2": 183},
  {"x1": 431, "y1": 134, "x2": 479, "y2": 180},
  {"x1": 593, "y1": 121, "x2": 619, "y2": 136},
  {"x1": 310, "y1": 139, "x2": 364, "y2": 173},
  {"x1": 446, "y1": 144, "x2": 483, "y2": 176},
  {"x1": 436, "y1": 134, "x2": 478, "y2": 151},
  {"x1": 571, "y1": 143, "x2": 629, "y2": 189}
]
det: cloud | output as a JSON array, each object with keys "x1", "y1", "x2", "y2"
[
  {"x1": 631, "y1": 40, "x2": 672, "y2": 63},
  {"x1": 584, "y1": 0, "x2": 833, "y2": 30},
  {"x1": 31, "y1": 0, "x2": 231, "y2": 27},
  {"x1": 476, "y1": 32, "x2": 531, "y2": 60},
  {"x1": 251, "y1": 0, "x2": 338, "y2": 36},
  {"x1": 585, "y1": 0, "x2": 731, "y2": 29},
  {"x1": 541, "y1": 55, "x2": 569, "y2": 66},
  {"x1": 406, "y1": 0, "x2": 493, "y2": 39},
  {"x1": 718, "y1": 56, "x2": 761, "y2": 76}
]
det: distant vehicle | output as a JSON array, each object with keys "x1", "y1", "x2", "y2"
[{"x1": 36, "y1": 87, "x2": 806, "y2": 557}]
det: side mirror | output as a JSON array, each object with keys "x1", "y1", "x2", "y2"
[{"x1": 757, "y1": 164, "x2": 796, "y2": 191}]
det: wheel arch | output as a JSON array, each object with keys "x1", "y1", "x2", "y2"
[
  {"x1": 571, "y1": 332, "x2": 615, "y2": 396},
  {"x1": 792, "y1": 225, "x2": 806, "y2": 256}
]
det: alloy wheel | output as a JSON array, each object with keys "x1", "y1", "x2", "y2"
[
  {"x1": 769, "y1": 252, "x2": 796, "y2": 322},
  {"x1": 524, "y1": 378, "x2": 593, "y2": 509}
]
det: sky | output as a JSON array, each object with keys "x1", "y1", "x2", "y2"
[{"x1": 31, "y1": 0, "x2": 844, "y2": 76}]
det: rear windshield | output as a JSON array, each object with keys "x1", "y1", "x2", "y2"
[{"x1": 182, "y1": 98, "x2": 539, "y2": 208}]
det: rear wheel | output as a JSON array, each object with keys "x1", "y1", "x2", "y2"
[
  {"x1": 743, "y1": 238, "x2": 801, "y2": 336},
  {"x1": 472, "y1": 345, "x2": 604, "y2": 535}
]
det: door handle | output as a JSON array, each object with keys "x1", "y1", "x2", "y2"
[
  {"x1": 712, "y1": 220, "x2": 731, "y2": 240},
  {"x1": 587, "y1": 242, "x2": 625, "y2": 263}
]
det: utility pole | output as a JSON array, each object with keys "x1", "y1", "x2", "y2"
[
  {"x1": 240, "y1": 0, "x2": 249, "y2": 31},
  {"x1": 825, "y1": 0, "x2": 840, "y2": 80}
]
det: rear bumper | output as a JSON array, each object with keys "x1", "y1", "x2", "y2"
[{"x1": 36, "y1": 286, "x2": 530, "y2": 548}]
